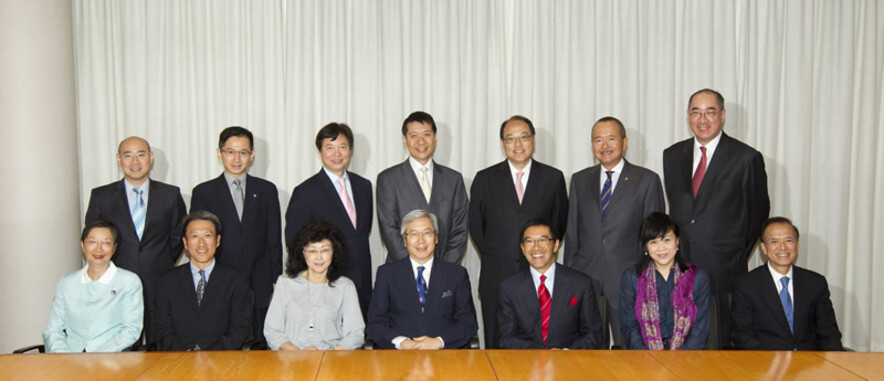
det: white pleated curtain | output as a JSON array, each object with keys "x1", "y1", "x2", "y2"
[{"x1": 73, "y1": 0, "x2": 884, "y2": 351}]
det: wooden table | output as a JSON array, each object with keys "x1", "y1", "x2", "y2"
[{"x1": 1, "y1": 350, "x2": 880, "y2": 380}]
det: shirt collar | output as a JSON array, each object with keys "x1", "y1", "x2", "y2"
[
  {"x1": 322, "y1": 167, "x2": 349, "y2": 183},
  {"x1": 767, "y1": 261, "x2": 793, "y2": 281},
  {"x1": 507, "y1": 158, "x2": 533, "y2": 176},
  {"x1": 191, "y1": 259, "x2": 216, "y2": 279},
  {"x1": 80, "y1": 261, "x2": 118, "y2": 284},
  {"x1": 224, "y1": 172, "x2": 246, "y2": 187},
  {"x1": 408, "y1": 156, "x2": 434, "y2": 172},
  {"x1": 694, "y1": 131, "x2": 723, "y2": 154}
]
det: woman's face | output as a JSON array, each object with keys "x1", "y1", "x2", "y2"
[
  {"x1": 303, "y1": 239, "x2": 333, "y2": 276},
  {"x1": 81, "y1": 227, "x2": 117, "y2": 268},
  {"x1": 646, "y1": 230, "x2": 678, "y2": 271}
]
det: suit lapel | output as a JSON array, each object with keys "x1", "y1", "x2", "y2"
[
  {"x1": 214, "y1": 175, "x2": 242, "y2": 227},
  {"x1": 424, "y1": 263, "x2": 445, "y2": 315},
  {"x1": 606, "y1": 161, "x2": 632, "y2": 211},
  {"x1": 399, "y1": 160, "x2": 429, "y2": 207},
  {"x1": 114, "y1": 180, "x2": 139, "y2": 240},
  {"x1": 678, "y1": 140, "x2": 694, "y2": 198},
  {"x1": 318, "y1": 170, "x2": 356, "y2": 231},
  {"x1": 791, "y1": 268, "x2": 807, "y2": 338},
  {"x1": 760, "y1": 270, "x2": 793, "y2": 337},
  {"x1": 428, "y1": 162, "x2": 443, "y2": 208},
  {"x1": 493, "y1": 161, "x2": 521, "y2": 206},
  {"x1": 548, "y1": 268, "x2": 570, "y2": 343},
  {"x1": 180, "y1": 266, "x2": 200, "y2": 312},
  {"x1": 696, "y1": 133, "x2": 731, "y2": 199},
  {"x1": 399, "y1": 260, "x2": 423, "y2": 315},
  {"x1": 144, "y1": 180, "x2": 164, "y2": 239},
  {"x1": 518, "y1": 272, "x2": 544, "y2": 343}
]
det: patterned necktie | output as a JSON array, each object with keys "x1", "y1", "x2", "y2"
[
  {"x1": 515, "y1": 171, "x2": 525, "y2": 205},
  {"x1": 601, "y1": 171, "x2": 613, "y2": 217},
  {"x1": 132, "y1": 188, "x2": 146, "y2": 241},
  {"x1": 780, "y1": 276, "x2": 793, "y2": 334},
  {"x1": 539, "y1": 275, "x2": 551, "y2": 343},
  {"x1": 337, "y1": 177, "x2": 357, "y2": 228},
  {"x1": 196, "y1": 270, "x2": 207, "y2": 306},
  {"x1": 416, "y1": 266, "x2": 428, "y2": 312},
  {"x1": 692, "y1": 146, "x2": 707, "y2": 198},
  {"x1": 232, "y1": 178, "x2": 244, "y2": 221},
  {"x1": 419, "y1": 167, "x2": 432, "y2": 203}
]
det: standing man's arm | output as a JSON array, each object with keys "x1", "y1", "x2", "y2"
[
  {"x1": 563, "y1": 179, "x2": 582, "y2": 268},
  {"x1": 744, "y1": 152, "x2": 770, "y2": 258},
  {"x1": 266, "y1": 186, "x2": 284, "y2": 280},
  {"x1": 644, "y1": 173, "x2": 666, "y2": 217},
  {"x1": 467, "y1": 175, "x2": 486, "y2": 254},
  {"x1": 284, "y1": 186, "x2": 311, "y2": 249},
  {"x1": 442, "y1": 177, "x2": 469, "y2": 264},
  {"x1": 376, "y1": 174, "x2": 406, "y2": 262},
  {"x1": 169, "y1": 192, "x2": 187, "y2": 264},
  {"x1": 84, "y1": 188, "x2": 103, "y2": 224}
]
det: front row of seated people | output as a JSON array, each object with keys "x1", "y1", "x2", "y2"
[{"x1": 43, "y1": 211, "x2": 841, "y2": 352}]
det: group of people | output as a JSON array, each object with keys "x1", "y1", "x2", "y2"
[{"x1": 42, "y1": 88, "x2": 843, "y2": 353}]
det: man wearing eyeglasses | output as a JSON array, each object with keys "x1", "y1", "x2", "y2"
[
  {"x1": 663, "y1": 88, "x2": 770, "y2": 348},
  {"x1": 469, "y1": 115, "x2": 568, "y2": 348},
  {"x1": 190, "y1": 126, "x2": 282, "y2": 346},
  {"x1": 564, "y1": 116, "x2": 665, "y2": 349},
  {"x1": 366, "y1": 209, "x2": 477, "y2": 349},
  {"x1": 85, "y1": 136, "x2": 188, "y2": 346},
  {"x1": 497, "y1": 220, "x2": 603, "y2": 349}
]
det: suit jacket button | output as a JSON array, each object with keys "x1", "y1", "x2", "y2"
[{"x1": 690, "y1": 219, "x2": 696, "y2": 224}]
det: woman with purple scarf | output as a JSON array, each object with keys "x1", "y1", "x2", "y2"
[{"x1": 619, "y1": 213, "x2": 710, "y2": 350}]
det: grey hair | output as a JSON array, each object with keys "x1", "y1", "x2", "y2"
[{"x1": 400, "y1": 209, "x2": 439, "y2": 237}]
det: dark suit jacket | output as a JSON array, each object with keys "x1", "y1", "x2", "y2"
[
  {"x1": 85, "y1": 179, "x2": 187, "y2": 310},
  {"x1": 377, "y1": 160, "x2": 469, "y2": 264},
  {"x1": 663, "y1": 133, "x2": 770, "y2": 293},
  {"x1": 153, "y1": 262, "x2": 252, "y2": 351},
  {"x1": 497, "y1": 264, "x2": 603, "y2": 349},
  {"x1": 190, "y1": 174, "x2": 282, "y2": 309},
  {"x1": 366, "y1": 257, "x2": 478, "y2": 349},
  {"x1": 731, "y1": 264, "x2": 842, "y2": 351},
  {"x1": 284, "y1": 169, "x2": 373, "y2": 314},
  {"x1": 469, "y1": 159, "x2": 568, "y2": 347},
  {"x1": 564, "y1": 160, "x2": 664, "y2": 307}
]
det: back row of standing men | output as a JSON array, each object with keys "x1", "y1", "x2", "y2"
[{"x1": 84, "y1": 88, "x2": 769, "y2": 349}]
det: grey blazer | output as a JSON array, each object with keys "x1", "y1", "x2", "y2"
[
  {"x1": 563, "y1": 160, "x2": 664, "y2": 308},
  {"x1": 376, "y1": 159, "x2": 469, "y2": 264}
]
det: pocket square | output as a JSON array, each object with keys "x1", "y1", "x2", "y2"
[
  {"x1": 569, "y1": 296, "x2": 578, "y2": 307},
  {"x1": 442, "y1": 290, "x2": 453, "y2": 298}
]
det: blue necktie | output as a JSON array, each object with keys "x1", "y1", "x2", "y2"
[
  {"x1": 416, "y1": 266, "x2": 427, "y2": 312},
  {"x1": 196, "y1": 270, "x2": 207, "y2": 306},
  {"x1": 601, "y1": 171, "x2": 613, "y2": 217},
  {"x1": 132, "y1": 188, "x2": 146, "y2": 241},
  {"x1": 780, "y1": 276, "x2": 793, "y2": 334}
]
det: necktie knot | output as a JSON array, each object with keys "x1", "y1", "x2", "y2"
[
  {"x1": 134, "y1": 188, "x2": 143, "y2": 196},
  {"x1": 780, "y1": 276, "x2": 789, "y2": 288},
  {"x1": 540, "y1": 274, "x2": 546, "y2": 284}
]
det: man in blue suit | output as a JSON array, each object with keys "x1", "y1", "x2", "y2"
[
  {"x1": 85, "y1": 136, "x2": 187, "y2": 345},
  {"x1": 190, "y1": 126, "x2": 282, "y2": 343},
  {"x1": 366, "y1": 209, "x2": 478, "y2": 349},
  {"x1": 285, "y1": 123, "x2": 373, "y2": 316},
  {"x1": 498, "y1": 220, "x2": 603, "y2": 349}
]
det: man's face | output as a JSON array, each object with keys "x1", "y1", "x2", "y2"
[
  {"x1": 687, "y1": 92, "x2": 726, "y2": 145},
  {"x1": 520, "y1": 225, "x2": 560, "y2": 274},
  {"x1": 501, "y1": 120, "x2": 535, "y2": 169},
  {"x1": 81, "y1": 227, "x2": 117, "y2": 269},
  {"x1": 116, "y1": 137, "x2": 154, "y2": 185},
  {"x1": 183, "y1": 219, "x2": 220, "y2": 269},
  {"x1": 591, "y1": 121, "x2": 628, "y2": 170},
  {"x1": 217, "y1": 136, "x2": 254, "y2": 178},
  {"x1": 403, "y1": 217, "x2": 438, "y2": 264},
  {"x1": 760, "y1": 222, "x2": 799, "y2": 275},
  {"x1": 319, "y1": 134, "x2": 352, "y2": 177},
  {"x1": 403, "y1": 122, "x2": 437, "y2": 165}
]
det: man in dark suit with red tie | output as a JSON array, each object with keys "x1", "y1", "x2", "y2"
[
  {"x1": 85, "y1": 136, "x2": 187, "y2": 345},
  {"x1": 154, "y1": 211, "x2": 252, "y2": 351},
  {"x1": 469, "y1": 115, "x2": 569, "y2": 348},
  {"x1": 731, "y1": 217, "x2": 842, "y2": 351},
  {"x1": 285, "y1": 123, "x2": 373, "y2": 316},
  {"x1": 190, "y1": 126, "x2": 282, "y2": 344},
  {"x1": 366, "y1": 210, "x2": 478, "y2": 350},
  {"x1": 497, "y1": 220, "x2": 603, "y2": 349},
  {"x1": 663, "y1": 88, "x2": 770, "y2": 348}
]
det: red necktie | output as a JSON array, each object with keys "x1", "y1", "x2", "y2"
[
  {"x1": 692, "y1": 146, "x2": 707, "y2": 198},
  {"x1": 538, "y1": 275, "x2": 551, "y2": 343}
]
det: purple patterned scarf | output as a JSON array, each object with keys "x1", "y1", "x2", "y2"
[{"x1": 634, "y1": 263, "x2": 698, "y2": 350}]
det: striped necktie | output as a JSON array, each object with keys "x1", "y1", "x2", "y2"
[
  {"x1": 132, "y1": 188, "x2": 145, "y2": 241},
  {"x1": 601, "y1": 171, "x2": 613, "y2": 217},
  {"x1": 539, "y1": 275, "x2": 551, "y2": 343}
]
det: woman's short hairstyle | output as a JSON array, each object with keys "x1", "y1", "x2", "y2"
[
  {"x1": 286, "y1": 220, "x2": 346, "y2": 285},
  {"x1": 636, "y1": 212, "x2": 689, "y2": 274},
  {"x1": 81, "y1": 220, "x2": 119, "y2": 243}
]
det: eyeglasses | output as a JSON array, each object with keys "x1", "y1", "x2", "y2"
[
  {"x1": 84, "y1": 240, "x2": 115, "y2": 250},
  {"x1": 222, "y1": 149, "x2": 252, "y2": 158},
  {"x1": 689, "y1": 110, "x2": 719, "y2": 120},
  {"x1": 503, "y1": 134, "x2": 534, "y2": 145},
  {"x1": 304, "y1": 247, "x2": 333, "y2": 257},
  {"x1": 404, "y1": 230, "x2": 436, "y2": 240},
  {"x1": 522, "y1": 236, "x2": 553, "y2": 246},
  {"x1": 120, "y1": 151, "x2": 149, "y2": 160}
]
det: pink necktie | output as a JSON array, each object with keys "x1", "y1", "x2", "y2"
[
  {"x1": 338, "y1": 178, "x2": 357, "y2": 228},
  {"x1": 516, "y1": 171, "x2": 525, "y2": 205},
  {"x1": 692, "y1": 146, "x2": 707, "y2": 198}
]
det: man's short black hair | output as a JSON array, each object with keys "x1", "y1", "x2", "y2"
[{"x1": 218, "y1": 126, "x2": 254, "y2": 150}]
